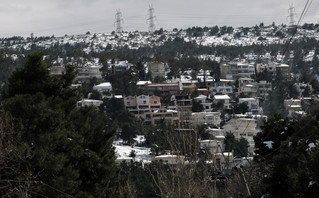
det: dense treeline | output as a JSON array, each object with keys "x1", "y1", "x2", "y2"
[{"x1": 0, "y1": 54, "x2": 119, "y2": 197}]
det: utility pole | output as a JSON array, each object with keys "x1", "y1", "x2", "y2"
[
  {"x1": 114, "y1": 9, "x2": 124, "y2": 33},
  {"x1": 239, "y1": 168, "x2": 251, "y2": 197},
  {"x1": 147, "y1": 5, "x2": 156, "y2": 33},
  {"x1": 287, "y1": 5, "x2": 297, "y2": 26}
]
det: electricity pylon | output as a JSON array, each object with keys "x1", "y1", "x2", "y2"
[
  {"x1": 147, "y1": 5, "x2": 156, "y2": 33},
  {"x1": 114, "y1": 9, "x2": 124, "y2": 33},
  {"x1": 287, "y1": 5, "x2": 297, "y2": 26}
]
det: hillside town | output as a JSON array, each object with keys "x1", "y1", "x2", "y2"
[
  {"x1": 1, "y1": 23, "x2": 319, "y2": 165},
  {"x1": 1, "y1": 21, "x2": 319, "y2": 197}
]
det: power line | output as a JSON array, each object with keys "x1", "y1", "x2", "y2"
[{"x1": 282, "y1": 0, "x2": 313, "y2": 57}]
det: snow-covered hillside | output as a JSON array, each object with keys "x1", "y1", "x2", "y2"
[{"x1": 1, "y1": 24, "x2": 319, "y2": 53}]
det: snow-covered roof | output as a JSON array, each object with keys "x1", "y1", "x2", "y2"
[
  {"x1": 94, "y1": 82, "x2": 112, "y2": 87},
  {"x1": 78, "y1": 99, "x2": 103, "y2": 103},
  {"x1": 214, "y1": 95, "x2": 230, "y2": 100},
  {"x1": 239, "y1": 98, "x2": 256, "y2": 101},
  {"x1": 154, "y1": 155, "x2": 183, "y2": 159},
  {"x1": 278, "y1": 64, "x2": 289, "y2": 67},
  {"x1": 220, "y1": 79, "x2": 234, "y2": 82},
  {"x1": 194, "y1": 94, "x2": 207, "y2": 99},
  {"x1": 136, "y1": 81, "x2": 152, "y2": 86},
  {"x1": 147, "y1": 83, "x2": 178, "y2": 87},
  {"x1": 114, "y1": 95, "x2": 123, "y2": 99},
  {"x1": 215, "y1": 135, "x2": 225, "y2": 139},
  {"x1": 200, "y1": 140, "x2": 219, "y2": 143}
]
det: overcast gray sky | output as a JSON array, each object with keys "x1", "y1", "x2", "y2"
[{"x1": 0, "y1": 0, "x2": 318, "y2": 37}]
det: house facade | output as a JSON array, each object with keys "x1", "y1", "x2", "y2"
[
  {"x1": 148, "y1": 62, "x2": 165, "y2": 80},
  {"x1": 145, "y1": 82, "x2": 180, "y2": 95},
  {"x1": 191, "y1": 112, "x2": 221, "y2": 127},
  {"x1": 124, "y1": 95, "x2": 161, "y2": 119}
]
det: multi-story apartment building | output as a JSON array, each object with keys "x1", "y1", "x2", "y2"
[
  {"x1": 220, "y1": 62, "x2": 237, "y2": 80},
  {"x1": 180, "y1": 78, "x2": 198, "y2": 92},
  {"x1": 238, "y1": 98, "x2": 260, "y2": 113},
  {"x1": 220, "y1": 62, "x2": 255, "y2": 80},
  {"x1": 213, "y1": 95, "x2": 231, "y2": 109},
  {"x1": 238, "y1": 78, "x2": 257, "y2": 97},
  {"x1": 284, "y1": 99, "x2": 303, "y2": 116},
  {"x1": 110, "y1": 60, "x2": 133, "y2": 73},
  {"x1": 193, "y1": 95, "x2": 213, "y2": 112},
  {"x1": 209, "y1": 80, "x2": 234, "y2": 96},
  {"x1": 76, "y1": 66, "x2": 103, "y2": 83},
  {"x1": 191, "y1": 112, "x2": 221, "y2": 127},
  {"x1": 147, "y1": 108, "x2": 180, "y2": 127},
  {"x1": 237, "y1": 63, "x2": 255, "y2": 78},
  {"x1": 255, "y1": 62, "x2": 277, "y2": 74},
  {"x1": 222, "y1": 118, "x2": 260, "y2": 153},
  {"x1": 148, "y1": 62, "x2": 165, "y2": 80},
  {"x1": 170, "y1": 94, "x2": 192, "y2": 128},
  {"x1": 124, "y1": 95, "x2": 161, "y2": 119},
  {"x1": 145, "y1": 82, "x2": 180, "y2": 95},
  {"x1": 254, "y1": 80, "x2": 272, "y2": 98}
]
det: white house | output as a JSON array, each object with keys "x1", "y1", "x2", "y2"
[
  {"x1": 209, "y1": 80, "x2": 233, "y2": 96},
  {"x1": 76, "y1": 66, "x2": 103, "y2": 83},
  {"x1": 152, "y1": 155, "x2": 185, "y2": 165},
  {"x1": 222, "y1": 118, "x2": 260, "y2": 153},
  {"x1": 194, "y1": 95, "x2": 213, "y2": 112},
  {"x1": 200, "y1": 140, "x2": 224, "y2": 154},
  {"x1": 77, "y1": 99, "x2": 103, "y2": 108},
  {"x1": 191, "y1": 112, "x2": 221, "y2": 127},
  {"x1": 93, "y1": 82, "x2": 113, "y2": 95},
  {"x1": 213, "y1": 95, "x2": 231, "y2": 109},
  {"x1": 238, "y1": 98, "x2": 260, "y2": 113}
]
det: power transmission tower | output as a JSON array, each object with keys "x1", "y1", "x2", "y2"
[
  {"x1": 287, "y1": 5, "x2": 297, "y2": 26},
  {"x1": 114, "y1": 9, "x2": 124, "y2": 33},
  {"x1": 147, "y1": 5, "x2": 156, "y2": 33}
]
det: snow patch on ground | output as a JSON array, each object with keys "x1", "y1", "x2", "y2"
[
  {"x1": 306, "y1": 142, "x2": 316, "y2": 151},
  {"x1": 263, "y1": 141, "x2": 274, "y2": 149},
  {"x1": 113, "y1": 141, "x2": 152, "y2": 162}
]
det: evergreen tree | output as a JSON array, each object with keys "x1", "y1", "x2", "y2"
[
  {"x1": 0, "y1": 53, "x2": 119, "y2": 197},
  {"x1": 254, "y1": 113, "x2": 319, "y2": 197},
  {"x1": 192, "y1": 99, "x2": 204, "y2": 112}
]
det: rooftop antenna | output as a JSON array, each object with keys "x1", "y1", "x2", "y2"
[
  {"x1": 114, "y1": 9, "x2": 124, "y2": 33},
  {"x1": 147, "y1": 4, "x2": 156, "y2": 33},
  {"x1": 287, "y1": 5, "x2": 297, "y2": 26}
]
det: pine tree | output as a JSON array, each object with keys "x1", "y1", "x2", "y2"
[{"x1": 0, "y1": 53, "x2": 119, "y2": 197}]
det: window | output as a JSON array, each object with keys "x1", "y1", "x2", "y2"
[
  {"x1": 154, "y1": 101, "x2": 157, "y2": 104},
  {"x1": 143, "y1": 101, "x2": 146, "y2": 104}
]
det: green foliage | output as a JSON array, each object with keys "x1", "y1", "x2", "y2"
[
  {"x1": 254, "y1": 113, "x2": 319, "y2": 197},
  {"x1": 192, "y1": 99, "x2": 204, "y2": 112},
  {"x1": 0, "y1": 53, "x2": 119, "y2": 197},
  {"x1": 263, "y1": 70, "x2": 289, "y2": 116},
  {"x1": 100, "y1": 97, "x2": 138, "y2": 144},
  {"x1": 224, "y1": 132, "x2": 249, "y2": 157},
  {"x1": 119, "y1": 162, "x2": 160, "y2": 198},
  {"x1": 105, "y1": 69, "x2": 139, "y2": 95},
  {"x1": 233, "y1": 102, "x2": 249, "y2": 114}
]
